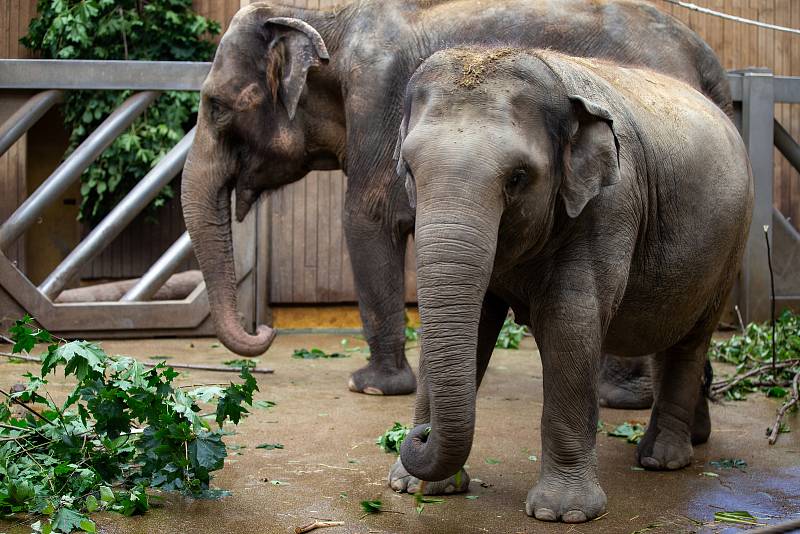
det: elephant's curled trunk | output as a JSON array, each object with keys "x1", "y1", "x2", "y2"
[
  {"x1": 400, "y1": 203, "x2": 500, "y2": 482},
  {"x1": 181, "y1": 131, "x2": 275, "y2": 356}
]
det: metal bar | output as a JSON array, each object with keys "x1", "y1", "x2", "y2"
[
  {"x1": 739, "y1": 71, "x2": 775, "y2": 323},
  {"x1": 0, "y1": 90, "x2": 63, "y2": 157},
  {"x1": 38, "y1": 128, "x2": 195, "y2": 300},
  {"x1": 121, "y1": 232, "x2": 194, "y2": 302},
  {"x1": 0, "y1": 60, "x2": 210, "y2": 91},
  {"x1": 0, "y1": 91, "x2": 159, "y2": 252},
  {"x1": 774, "y1": 76, "x2": 800, "y2": 103},
  {"x1": 774, "y1": 119, "x2": 800, "y2": 173}
]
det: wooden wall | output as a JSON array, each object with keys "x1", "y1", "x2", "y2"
[
  {"x1": 2, "y1": 0, "x2": 799, "y2": 303},
  {"x1": 0, "y1": 1, "x2": 37, "y2": 272}
]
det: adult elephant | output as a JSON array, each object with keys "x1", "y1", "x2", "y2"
[{"x1": 181, "y1": 0, "x2": 731, "y2": 397}]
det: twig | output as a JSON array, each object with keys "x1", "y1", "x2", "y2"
[
  {"x1": 710, "y1": 360, "x2": 800, "y2": 397},
  {"x1": 768, "y1": 371, "x2": 799, "y2": 445},
  {"x1": 764, "y1": 226, "x2": 776, "y2": 377},
  {"x1": 0, "y1": 334, "x2": 13, "y2": 344},
  {"x1": 118, "y1": 6, "x2": 129, "y2": 60},
  {"x1": 0, "y1": 352, "x2": 274, "y2": 374},
  {"x1": 734, "y1": 305, "x2": 746, "y2": 334},
  {"x1": 143, "y1": 361, "x2": 274, "y2": 374},
  {"x1": 294, "y1": 520, "x2": 344, "y2": 533},
  {"x1": 0, "y1": 389, "x2": 52, "y2": 426}
]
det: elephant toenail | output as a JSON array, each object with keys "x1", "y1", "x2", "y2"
[
  {"x1": 640, "y1": 457, "x2": 660, "y2": 470},
  {"x1": 563, "y1": 510, "x2": 588, "y2": 523},
  {"x1": 534, "y1": 508, "x2": 557, "y2": 521},
  {"x1": 363, "y1": 386, "x2": 384, "y2": 395},
  {"x1": 347, "y1": 378, "x2": 358, "y2": 391},
  {"x1": 666, "y1": 460, "x2": 683, "y2": 470}
]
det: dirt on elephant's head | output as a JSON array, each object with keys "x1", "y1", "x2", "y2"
[{"x1": 451, "y1": 47, "x2": 518, "y2": 89}]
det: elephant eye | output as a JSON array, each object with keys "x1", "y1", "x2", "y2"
[{"x1": 507, "y1": 168, "x2": 529, "y2": 188}]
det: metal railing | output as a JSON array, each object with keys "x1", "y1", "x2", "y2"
[
  {"x1": 0, "y1": 60, "x2": 798, "y2": 335},
  {"x1": 728, "y1": 69, "x2": 800, "y2": 322},
  {"x1": 0, "y1": 60, "x2": 265, "y2": 338}
]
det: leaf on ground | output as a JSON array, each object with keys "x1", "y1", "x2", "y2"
[
  {"x1": 51, "y1": 507, "x2": 95, "y2": 533},
  {"x1": 256, "y1": 443, "x2": 284, "y2": 450},
  {"x1": 528, "y1": 455, "x2": 538, "y2": 462},
  {"x1": 270, "y1": 480, "x2": 289, "y2": 485},
  {"x1": 485, "y1": 458, "x2": 501, "y2": 465},
  {"x1": 465, "y1": 495, "x2": 480, "y2": 500},
  {"x1": 292, "y1": 348, "x2": 349, "y2": 359},
  {"x1": 709, "y1": 458, "x2": 747, "y2": 470},
  {"x1": 607, "y1": 422, "x2": 647, "y2": 444},
  {"x1": 360, "y1": 499, "x2": 383, "y2": 514},
  {"x1": 714, "y1": 510, "x2": 765, "y2": 526},
  {"x1": 223, "y1": 358, "x2": 257, "y2": 369},
  {"x1": 700, "y1": 472, "x2": 719, "y2": 477}
]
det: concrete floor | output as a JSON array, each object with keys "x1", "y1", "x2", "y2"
[{"x1": 1, "y1": 334, "x2": 799, "y2": 533}]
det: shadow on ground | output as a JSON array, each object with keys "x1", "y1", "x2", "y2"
[{"x1": 1, "y1": 334, "x2": 798, "y2": 533}]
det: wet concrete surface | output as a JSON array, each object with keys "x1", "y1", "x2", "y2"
[{"x1": 1, "y1": 334, "x2": 798, "y2": 533}]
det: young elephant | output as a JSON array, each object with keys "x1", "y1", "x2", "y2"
[{"x1": 393, "y1": 48, "x2": 753, "y2": 522}]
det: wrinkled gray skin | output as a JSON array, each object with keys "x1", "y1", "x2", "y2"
[
  {"x1": 181, "y1": 0, "x2": 731, "y2": 402},
  {"x1": 393, "y1": 48, "x2": 753, "y2": 522}
]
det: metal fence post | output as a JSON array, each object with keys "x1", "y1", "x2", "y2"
[{"x1": 739, "y1": 71, "x2": 774, "y2": 323}]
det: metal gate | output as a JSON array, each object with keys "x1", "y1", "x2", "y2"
[{"x1": 0, "y1": 59, "x2": 268, "y2": 338}]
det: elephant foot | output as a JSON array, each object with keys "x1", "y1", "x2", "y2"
[
  {"x1": 637, "y1": 415, "x2": 693, "y2": 470},
  {"x1": 347, "y1": 363, "x2": 416, "y2": 395},
  {"x1": 388, "y1": 457, "x2": 470, "y2": 494},
  {"x1": 525, "y1": 476, "x2": 606, "y2": 523},
  {"x1": 598, "y1": 354, "x2": 654, "y2": 409}
]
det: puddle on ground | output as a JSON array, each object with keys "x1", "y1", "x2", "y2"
[{"x1": 683, "y1": 464, "x2": 800, "y2": 532}]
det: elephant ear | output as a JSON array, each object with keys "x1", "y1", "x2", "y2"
[
  {"x1": 394, "y1": 117, "x2": 417, "y2": 209},
  {"x1": 561, "y1": 95, "x2": 621, "y2": 218},
  {"x1": 264, "y1": 17, "x2": 330, "y2": 120}
]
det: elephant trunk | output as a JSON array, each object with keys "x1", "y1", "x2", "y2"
[
  {"x1": 400, "y1": 192, "x2": 500, "y2": 482},
  {"x1": 181, "y1": 127, "x2": 275, "y2": 356}
]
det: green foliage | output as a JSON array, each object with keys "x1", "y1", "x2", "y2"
[
  {"x1": 607, "y1": 422, "x2": 647, "y2": 444},
  {"x1": 0, "y1": 317, "x2": 257, "y2": 532},
  {"x1": 709, "y1": 458, "x2": 747, "y2": 470},
  {"x1": 21, "y1": 0, "x2": 220, "y2": 224},
  {"x1": 708, "y1": 309, "x2": 800, "y2": 400},
  {"x1": 359, "y1": 499, "x2": 383, "y2": 515},
  {"x1": 223, "y1": 359, "x2": 258, "y2": 370},
  {"x1": 376, "y1": 422, "x2": 410, "y2": 455},
  {"x1": 292, "y1": 348, "x2": 349, "y2": 360},
  {"x1": 714, "y1": 510, "x2": 764, "y2": 527},
  {"x1": 495, "y1": 317, "x2": 528, "y2": 349}
]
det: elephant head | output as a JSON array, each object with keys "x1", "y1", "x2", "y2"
[
  {"x1": 182, "y1": 5, "x2": 340, "y2": 355},
  {"x1": 396, "y1": 49, "x2": 620, "y2": 482}
]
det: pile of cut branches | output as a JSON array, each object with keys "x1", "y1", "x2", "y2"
[
  {"x1": 0, "y1": 316, "x2": 258, "y2": 532},
  {"x1": 708, "y1": 309, "x2": 799, "y2": 444}
]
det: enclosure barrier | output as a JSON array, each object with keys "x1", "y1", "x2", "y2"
[
  {"x1": 0, "y1": 60, "x2": 798, "y2": 337},
  {"x1": 728, "y1": 70, "x2": 800, "y2": 321},
  {"x1": 0, "y1": 60, "x2": 268, "y2": 338}
]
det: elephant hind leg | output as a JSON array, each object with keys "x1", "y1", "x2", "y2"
[
  {"x1": 598, "y1": 353, "x2": 654, "y2": 409},
  {"x1": 637, "y1": 327, "x2": 714, "y2": 470}
]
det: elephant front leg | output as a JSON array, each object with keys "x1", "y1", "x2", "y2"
[
  {"x1": 344, "y1": 208, "x2": 416, "y2": 396},
  {"x1": 527, "y1": 316, "x2": 607, "y2": 523}
]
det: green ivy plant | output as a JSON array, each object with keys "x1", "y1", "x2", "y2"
[{"x1": 21, "y1": 0, "x2": 220, "y2": 224}]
